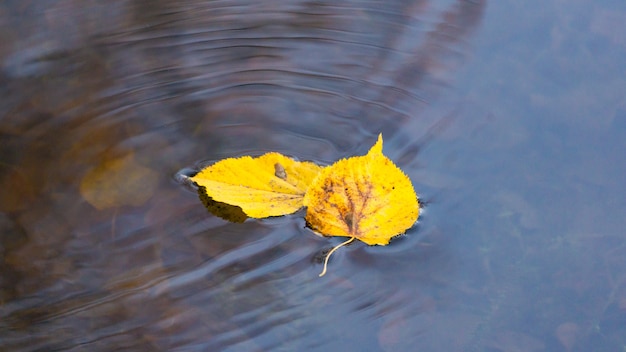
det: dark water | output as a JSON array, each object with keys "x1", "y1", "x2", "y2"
[{"x1": 1, "y1": 1, "x2": 625, "y2": 351}]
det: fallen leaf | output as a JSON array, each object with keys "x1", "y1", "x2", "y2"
[
  {"x1": 187, "y1": 134, "x2": 419, "y2": 277},
  {"x1": 81, "y1": 152, "x2": 159, "y2": 210},
  {"x1": 190, "y1": 152, "x2": 323, "y2": 218},
  {"x1": 303, "y1": 134, "x2": 419, "y2": 246}
]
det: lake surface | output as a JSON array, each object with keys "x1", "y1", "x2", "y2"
[{"x1": 1, "y1": 1, "x2": 625, "y2": 351}]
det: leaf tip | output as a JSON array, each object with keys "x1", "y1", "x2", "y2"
[{"x1": 368, "y1": 133, "x2": 384, "y2": 156}]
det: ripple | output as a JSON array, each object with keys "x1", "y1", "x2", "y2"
[
  {"x1": 0, "y1": 1, "x2": 486, "y2": 351},
  {"x1": 90, "y1": 0, "x2": 485, "y2": 151}
]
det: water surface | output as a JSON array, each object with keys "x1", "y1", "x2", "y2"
[{"x1": 1, "y1": 1, "x2": 625, "y2": 351}]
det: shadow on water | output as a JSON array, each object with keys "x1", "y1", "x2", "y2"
[{"x1": 2, "y1": 0, "x2": 626, "y2": 351}]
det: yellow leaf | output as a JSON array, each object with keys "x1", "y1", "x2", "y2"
[
  {"x1": 303, "y1": 134, "x2": 419, "y2": 246},
  {"x1": 190, "y1": 152, "x2": 323, "y2": 218}
]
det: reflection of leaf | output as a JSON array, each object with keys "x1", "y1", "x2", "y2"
[
  {"x1": 190, "y1": 152, "x2": 323, "y2": 218},
  {"x1": 197, "y1": 186, "x2": 248, "y2": 223},
  {"x1": 303, "y1": 134, "x2": 419, "y2": 246},
  {"x1": 81, "y1": 153, "x2": 159, "y2": 210}
]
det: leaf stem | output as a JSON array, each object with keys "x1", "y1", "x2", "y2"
[{"x1": 319, "y1": 237, "x2": 355, "y2": 277}]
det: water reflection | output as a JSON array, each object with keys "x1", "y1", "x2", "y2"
[
  {"x1": 4, "y1": 0, "x2": 625, "y2": 351},
  {"x1": 0, "y1": 2, "x2": 484, "y2": 350}
]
